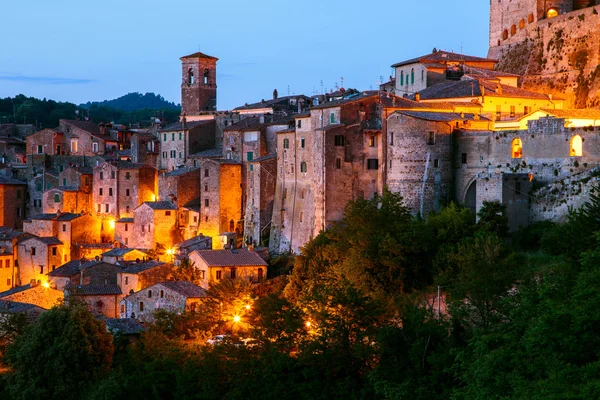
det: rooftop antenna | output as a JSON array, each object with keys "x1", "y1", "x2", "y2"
[
  {"x1": 320, "y1": 80, "x2": 324, "y2": 95},
  {"x1": 287, "y1": 85, "x2": 290, "y2": 96},
  {"x1": 340, "y1": 76, "x2": 344, "y2": 88}
]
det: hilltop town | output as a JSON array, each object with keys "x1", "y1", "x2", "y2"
[
  {"x1": 1, "y1": 1, "x2": 600, "y2": 316},
  {"x1": 2, "y1": 2, "x2": 600, "y2": 398}
]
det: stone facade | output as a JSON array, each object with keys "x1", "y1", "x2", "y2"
[
  {"x1": 120, "y1": 281, "x2": 206, "y2": 321},
  {"x1": 181, "y1": 52, "x2": 218, "y2": 114},
  {"x1": 93, "y1": 161, "x2": 157, "y2": 221},
  {"x1": 159, "y1": 119, "x2": 216, "y2": 171},
  {"x1": 131, "y1": 202, "x2": 179, "y2": 250},
  {"x1": 244, "y1": 154, "x2": 277, "y2": 246},
  {"x1": 16, "y1": 236, "x2": 64, "y2": 285},
  {"x1": 187, "y1": 248, "x2": 267, "y2": 289},
  {"x1": 0, "y1": 177, "x2": 27, "y2": 229},
  {"x1": 42, "y1": 187, "x2": 91, "y2": 214}
]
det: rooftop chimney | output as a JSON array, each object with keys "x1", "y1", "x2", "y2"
[
  {"x1": 273, "y1": 89, "x2": 278, "y2": 100},
  {"x1": 415, "y1": 92, "x2": 421, "y2": 102}
]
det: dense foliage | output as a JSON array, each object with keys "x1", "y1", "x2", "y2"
[
  {"x1": 2, "y1": 189, "x2": 600, "y2": 399},
  {"x1": 80, "y1": 92, "x2": 179, "y2": 112},
  {"x1": 0, "y1": 94, "x2": 180, "y2": 128}
]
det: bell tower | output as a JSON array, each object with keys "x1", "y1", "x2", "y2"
[{"x1": 180, "y1": 51, "x2": 218, "y2": 114}]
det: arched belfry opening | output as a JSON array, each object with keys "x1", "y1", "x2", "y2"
[
  {"x1": 188, "y1": 68, "x2": 194, "y2": 85},
  {"x1": 204, "y1": 69, "x2": 209, "y2": 85}
]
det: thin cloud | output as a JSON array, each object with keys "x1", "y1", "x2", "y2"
[{"x1": 0, "y1": 74, "x2": 97, "y2": 85}]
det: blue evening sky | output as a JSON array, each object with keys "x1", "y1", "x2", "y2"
[{"x1": 0, "y1": 0, "x2": 490, "y2": 110}]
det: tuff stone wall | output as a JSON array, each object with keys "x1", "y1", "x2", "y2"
[
  {"x1": 387, "y1": 114, "x2": 453, "y2": 215},
  {"x1": 491, "y1": 4, "x2": 600, "y2": 107}
]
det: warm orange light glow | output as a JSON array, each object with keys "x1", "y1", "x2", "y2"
[
  {"x1": 108, "y1": 219, "x2": 115, "y2": 229},
  {"x1": 166, "y1": 248, "x2": 174, "y2": 255},
  {"x1": 570, "y1": 135, "x2": 583, "y2": 157},
  {"x1": 547, "y1": 8, "x2": 559, "y2": 18},
  {"x1": 150, "y1": 194, "x2": 157, "y2": 202},
  {"x1": 233, "y1": 315, "x2": 241, "y2": 323},
  {"x1": 244, "y1": 304, "x2": 251, "y2": 310},
  {"x1": 511, "y1": 138, "x2": 523, "y2": 159},
  {"x1": 41, "y1": 281, "x2": 50, "y2": 289},
  {"x1": 305, "y1": 321, "x2": 312, "y2": 328}
]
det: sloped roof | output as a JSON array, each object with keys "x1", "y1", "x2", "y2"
[
  {"x1": 0, "y1": 284, "x2": 32, "y2": 298},
  {"x1": 250, "y1": 153, "x2": 277, "y2": 163},
  {"x1": 311, "y1": 91, "x2": 379, "y2": 110},
  {"x1": 60, "y1": 120, "x2": 114, "y2": 141},
  {"x1": 165, "y1": 166, "x2": 199, "y2": 177},
  {"x1": 48, "y1": 259, "x2": 100, "y2": 277},
  {"x1": 159, "y1": 119, "x2": 213, "y2": 132},
  {"x1": 0, "y1": 300, "x2": 41, "y2": 314},
  {"x1": 392, "y1": 50, "x2": 497, "y2": 68},
  {"x1": 233, "y1": 95, "x2": 311, "y2": 111},
  {"x1": 159, "y1": 281, "x2": 207, "y2": 298},
  {"x1": 20, "y1": 236, "x2": 63, "y2": 246},
  {"x1": 191, "y1": 248, "x2": 268, "y2": 267},
  {"x1": 67, "y1": 284, "x2": 122, "y2": 296},
  {"x1": 139, "y1": 201, "x2": 177, "y2": 211},
  {"x1": 416, "y1": 79, "x2": 553, "y2": 101},
  {"x1": 101, "y1": 248, "x2": 137, "y2": 257},
  {"x1": 180, "y1": 51, "x2": 218, "y2": 61},
  {"x1": 393, "y1": 110, "x2": 490, "y2": 122},
  {"x1": 188, "y1": 147, "x2": 223, "y2": 158},
  {"x1": 120, "y1": 260, "x2": 167, "y2": 274},
  {"x1": 0, "y1": 176, "x2": 26, "y2": 185},
  {"x1": 540, "y1": 108, "x2": 600, "y2": 119}
]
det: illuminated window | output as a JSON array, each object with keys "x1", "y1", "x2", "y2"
[
  {"x1": 502, "y1": 29, "x2": 508, "y2": 40},
  {"x1": 519, "y1": 19, "x2": 525, "y2": 29},
  {"x1": 511, "y1": 138, "x2": 523, "y2": 159},
  {"x1": 528, "y1": 13, "x2": 534, "y2": 23},
  {"x1": 216, "y1": 271, "x2": 222, "y2": 280},
  {"x1": 547, "y1": 8, "x2": 559, "y2": 18},
  {"x1": 369, "y1": 136, "x2": 376, "y2": 147},
  {"x1": 570, "y1": 135, "x2": 583, "y2": 156},
  {"x1": 511, "y1": 24, "x2": 516, "y2": 35}
]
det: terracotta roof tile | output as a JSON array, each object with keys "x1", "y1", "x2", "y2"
[{"x1": 192, "y1": 248, "x2": 267, "y2": 267}]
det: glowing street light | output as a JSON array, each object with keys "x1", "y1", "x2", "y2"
[
  {"x1": 41, "y1": 281, "x2": 50, "y2": 289},
  {"x1": 233, "y1": 315, "x2": 241, "y2": 323},
  {"x1": 305, "y1": 321, "x2": 312, "y2": 328},
  {"x1": 244, "y1": 304, "x2": 251, "y2": 310}
]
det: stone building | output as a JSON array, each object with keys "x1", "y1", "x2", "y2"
[
  {"x1": 131, "y1": 201, "x2": 179, "y2": 250},
  {"x1": 158, "y1": 119, "x2": 216, "y2": 171},
  {"x1": 131, "y1": 131, "x2": 160, "y2": 167},
  {"x1": 29, "y1": 171, "x2": 60, "y2": 216},
  {"x1": 59, "y1": 166, "x2": 93, "y2": 192},
  {"x1": 0, "y1": 176, "x2": 27, "y2": 229},
  {"x1": 0, "y1": 283, "x2": 63, "y2": 310},
  {"x1": 173, "y1": 235, "x2": 212, "y2": 260},
  {"x1": 42, "y1": 186, "x2": 91, "y2": 214},
  {"x1": 22, "y1": 212, "x2": 101, "y2": 264},
  {"x1": 93, "y1": 161, "x2": 157, "y2": 220},
  {"x1": 101, "y1": 248, "x2": 148, "y2": 264},
  {"x1": 197, "y1": 159, "x2": 243, "y2": 244},
  {"x1": 114, "y1": 217, "x2": 133, "y2": 246},
  {"x1": 65, "y1": 284, "x2": 122, "y2": 318},
  {"x1": 0, "y1": 248, "x2": 16, "y2": 292},
  {"x1": 270, "y1": 92, "x2": 386, "y2": 254},
  {"x1": 391, "y1": 50, "x2": 497, "y2": 98},
  {"x1": 120, "y1": 280, "x2": 207, "y2": 321},
  {"x1": 158, "y1": 166, "x2": 200, "y2": 208},
  {"x1": 181, "y1": 52, "x2": 218, "y2": 115},
  {"x1": 16, "y1": 235, "x2": 64, "y2": 286},
  {"x1": 386, "y1": 111, "x2": 490, "y2": 215},
  {"x1": 188, "y1": 248, "x2": 267, "y2": 289},
  {"x1": 48, "y1": 260, "x2": 120, "y2": 291},
  {"x1": 117, "y1": 260, "x2": 172, "y2": 297},
  {"x1": 244, "y1": 154, "x2": 276, "y2": 246}
]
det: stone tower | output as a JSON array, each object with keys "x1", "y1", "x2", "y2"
[{"x1": 180, "y1": 51, "x2": 218, "y2": 114}]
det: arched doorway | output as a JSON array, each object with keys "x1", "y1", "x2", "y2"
[
  {"x1": 511, "y1": 138, "x2": 523, "y2": 159},
  {"x1": 465, "y1": 180, "x2": 477, "y2": 214},
  {"x1": 570, "y1": 135, "x2": 583, "y2": 156}
]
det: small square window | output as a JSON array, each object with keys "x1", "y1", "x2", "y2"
[
  {"x1": 461, "y1": 153, "x2": 467, "y2": 164},
  {"x1": 434, "y1": 159, "x2": 439, "y2": 168},
  {"x1": 216, "y1": 270, "x2": 222, "y2": 280}
]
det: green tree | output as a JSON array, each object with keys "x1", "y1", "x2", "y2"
[
  {"x1": 5, "y1": 302, "x2": 114, "y2": 400},
  {"x1": 476, "y1": 200, "x2": 509, "y2": 237},
  {"x1": 172, "y1": 257, "x2": 202, "y2": 285}
]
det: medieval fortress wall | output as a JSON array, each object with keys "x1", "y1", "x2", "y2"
[{"x1": 489, "y1": 1, "x2": 600, "y2": 107}]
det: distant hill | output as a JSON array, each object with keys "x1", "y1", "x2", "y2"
[
  {"x1": 80, "y1": 92, "x2": 180, "y2": 112},
  {"x1": 0, "y1": 94, "x2": 180, "y2": 129}
]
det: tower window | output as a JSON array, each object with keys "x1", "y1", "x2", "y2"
[
  {"x1": 283, "y1": 138, "x2": 289, "y2": 149},
  {"x1": 427, "y1": 132, "x2": 435, "y2": 145},
  {"x1": 369, "y1": 135, "x2": 376, "y2": 147},
  {"x1": 204, "y1": 69, "x2": 209, "y2": 84},
  {"x1": 511, "y1": 138, "x2": 523, "y2": 159},
  {"x1": 188, "y1": 68, "x2": 194, "y2": 85}
]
